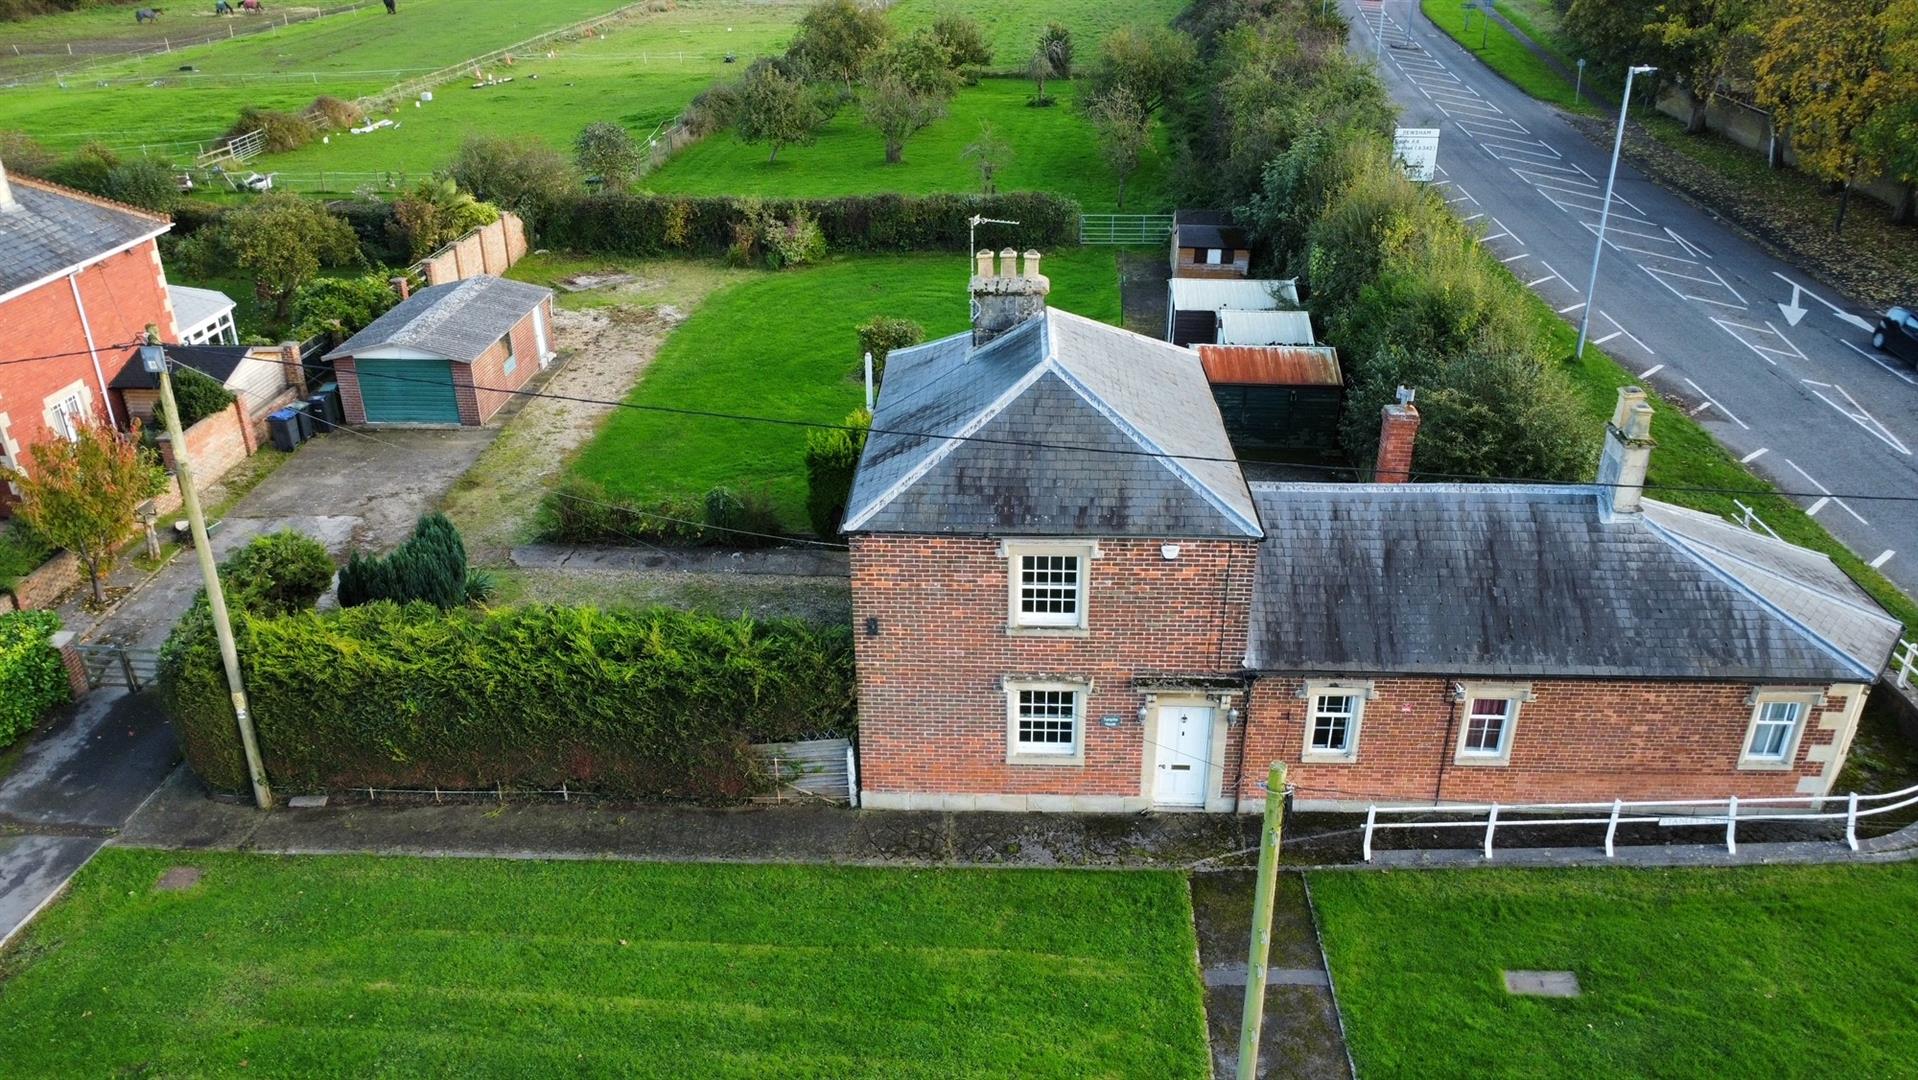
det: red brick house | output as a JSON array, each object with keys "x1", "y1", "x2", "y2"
[
  {"x1": 0, "y1": 161, "x2": 180, "y2": 512},
  {"x1": 845, "y1": 250, "x2": 1902, "y2": 812},
  {"x1": 325, "y1": 276, "x2": 555, "y2": 427}
]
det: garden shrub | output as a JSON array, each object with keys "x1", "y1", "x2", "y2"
[
  {"x1": 337, "y1": 514, "x2": 468, "y2": 610},
  {"x1": 0, "y1": 130, "x2": 57, "y2": 177},
  {"x1": 153, "y1": 366, "x2": 235, "y2": 431},
  {"x1": 291, "y1": 273, "x2": 403, "y2": 341},
  {"x1": 760, "y1": 207, "x2": 827, "y2": 269},
  {"x1": 308, "y1": 96, "x2": 365, "y2": 131},
  {"x1": 0, "y1": 610, "x2": 68, "y2": 752},
  {"x1": 227, "y1": 107, "x2": 317, "y2": 154},
  {"x1": 855, "y1": 316, "x2": 924, "y2": 385},
  {"x1": 537, "y1": 478, "x2": 784, "y2": 547},
  {"x1": 160, "y1": 602, "x2": 855, "y2": 800},
  {"x1": 0, "y1": 522, "x2": 56, "y2": 598},
  {"x1": 219, "y1": 530, "x2": 335, "y2": 617},
  {"x1": 804, "y1": 407, "x2": 871, "y2": 538},
  {"x1": 541, "y1": 191, "x2": 1078, "y2": 256}
]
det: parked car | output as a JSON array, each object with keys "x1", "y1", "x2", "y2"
[{"x1": 1873, "y1": 306, "x2": 1918, "y2": 366}]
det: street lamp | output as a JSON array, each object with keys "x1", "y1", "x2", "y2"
[{"x1": 1575, "y1": 64, "x2": 1656, "y2": 360}]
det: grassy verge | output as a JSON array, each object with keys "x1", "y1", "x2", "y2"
[
  {"x1": 0, "y1": 848, "x2": 1209, "y2": 1078},
  {"x1": 1418, "y1": 0, "x2": 1596, "y2": 113},
  {"x1": 1527, "y1": 286, "x2": 1917, "y2": 633},
  {"x1": 564, "y1": 249, "x2": 1123, "y2": 529},
  {"x1": 1311, "y1": 862, "x2": 1918, "y2": 1078},
  {"x1": 646, "y1": 77, "x2": 1173, "y2": 212}
]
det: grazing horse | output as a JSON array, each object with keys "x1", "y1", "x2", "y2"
[{"x1": 136, "y1": 7, "x2": 163, "y2": 21}]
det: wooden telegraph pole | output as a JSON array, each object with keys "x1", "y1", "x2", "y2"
[{"x1": 1237, "y1": 761, "x2": 1287, "y2": 1079}]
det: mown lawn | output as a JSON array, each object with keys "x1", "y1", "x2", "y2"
[
  {"x1": 1310, "y1": 863, "x2": 1918, "y2": 1079},
  {"x1": 646, "y1": 76, "x2": 1173, "y2": 212},
  {"x1": 1419, "y1": 0, "x2": 1596, "y2": 114},
  {"x1": 564, "y1": 248, "x2": 1123, "y2": 529},
  {"x1": 890, "y1": 0, "x2": 1188, "y2": 74},
  {"x1": 0, "y1": 848, "x2": 1209, "y2": 1078}
]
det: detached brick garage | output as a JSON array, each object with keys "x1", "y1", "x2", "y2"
[
  {"x1": 843, "y1": 251, "x2": 1904, "y2": 813},
  {"x1": 326, "y1": 276, "x2": 555, "y2": 426}
]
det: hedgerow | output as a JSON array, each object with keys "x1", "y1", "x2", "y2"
[
  {"x1": 160, "y1": 603, "x2": 855, "y2": 801},
  {"x1": 541, "y1": 191, "x2": 1078, "y2": 255},
  {"x1": 0, "y1": 610, "x2": 67, "y2": 751}
]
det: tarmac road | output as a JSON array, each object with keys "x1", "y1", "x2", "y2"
[{"x1": 1349, "y1": 0, "x2": 1918, "y2": 598}]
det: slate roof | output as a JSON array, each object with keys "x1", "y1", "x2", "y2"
[
  {"x1": 1175, "y1": 222, "x2": 1248, "y2": 250},
  {"x1": 323, "y1": 276, "x2": 550, "y2": 363},
  {"x1": 1168, "y1": 278, "x2": 1300, "y2": 312},
  {"x1": 111, "y1": 344, "x2": 254, "y2": 391},
  {"x1": 1244, "y1": 484, "x2": 1901, "y2": 681},
  {"x1": 1197, "y1": 345, "x2": 1342, "y2": 387},
  {"x1": 0, "y1": 176, "x2": 169, "y2": 302},
  {"x1": 843, "y1": 309, "x2": 1262, "y2": 539},
  {"x1": 167, "y1": 284, "x2": 235, "y2": 334},
  {"x1": 1217, "y1": 309, "x2": 1316, "y2": 346}
]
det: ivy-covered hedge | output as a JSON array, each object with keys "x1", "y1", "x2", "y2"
[
  {"x1": 0, "y1": 610, "x2": 68, "y2": 751},
  {"x1": 541, "y1": 191, "x2": 1080, "y2": 256},
  {"x1": 161, "y1": 603, "x2": 855, "y2": 801}
]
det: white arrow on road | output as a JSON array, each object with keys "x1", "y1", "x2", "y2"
[
  {"x1": 1772, "y1": 271, "x2": 1875, "y2": 332},
  {"x1": 1779, "y1": 281, "x2": 1808, "y2": 326}
]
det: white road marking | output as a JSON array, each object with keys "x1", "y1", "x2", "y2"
[
  {"x1": 1807, "y1": 497, "x2": 1831, "y2": 517},
  {"x1": 1559, "y1": 302, "x2": 1585, "y2": 313},
  {"x1": 1600, "y1": 311, "x2": 1653, "y2": 356},
  {"x1": 1799, "y1": 380, "x2": 1912, "y2": 455},
  {"x1": 1593, "y1": 331, "x2": 1622, "y2": 345},
  {"x1": 1740, "y1": 447, "x2": 1769, "y2": 463},
  {"x1": 1783, "y1": 458, "x2": 1869, "y2": 525},
  {"x1": 1841, "y1": 340, "x2": 1918, "y2": 385},
  {"x1": 1523, "y1": 274, "x2": 1555, "y2": 287},
  {"x1": 1871, "y1": 550, "x2": 1896, "y2": 569},
  {"x1": 1684, "y1": 378, "x2": 1749, "y2": 429},
  {"x1": 1499, "y1": 253, "x2": 1530, "y2": 263},
  {"x1": 1640, "y1": 364, "x2": 1665, "y2": 379}
]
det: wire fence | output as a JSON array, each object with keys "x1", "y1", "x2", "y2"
[{"x1": 1, "y1": 2, "x2": 380, "y2": 85}]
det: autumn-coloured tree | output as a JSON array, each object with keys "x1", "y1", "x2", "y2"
[
  {"x1": 1861, "y1": 0, "x2": 1918, "y2": 222},
  {"x1": 1646, "y1": 0, "x2": 1754, "y2": 132},
  {"x1": 0, "y1": 418, "x2": 167, "y2": 604},
  {"x1": 1755, "y1": 0, "x2": 1897, "y2": 232}
]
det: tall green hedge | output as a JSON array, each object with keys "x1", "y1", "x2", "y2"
[
  {"x1": 540, "y1": 191, "x2": 1080, "y2": 256},
  {"x1": 0, "y1": 610, "x2": 68, "y2": 751},
  {"x1": 160, "y1": 603, "x2": 856, "y2": 801}
]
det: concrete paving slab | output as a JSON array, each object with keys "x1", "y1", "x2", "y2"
[
  {"x1": 1190, "y1": 872, "x2": 1352, "y2": 1080},
  {"x1": 1505, "y1": 970, "x2": 1582, "y2": 997},
  {"x1": 0, "y1": 834, "x2": 102, "y2": 947}
]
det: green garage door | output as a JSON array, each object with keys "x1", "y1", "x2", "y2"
[{"x1": 356, "y1": 357, "x2": 460, "y2": 424}]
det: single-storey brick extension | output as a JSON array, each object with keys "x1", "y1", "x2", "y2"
[
  {"x1": 844, "y1": 251, "x2": 1903, "y2": 812},
  {"x1": 326, "y1": 276, "x2": 555, "y2": 426}
]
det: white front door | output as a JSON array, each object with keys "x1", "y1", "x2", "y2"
[{"x1": 1154, "y1": 705, "x2": 1213, "y2": 807}]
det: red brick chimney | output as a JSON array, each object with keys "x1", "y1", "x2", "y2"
[
  {"x1": 390, "y1": 275, "x2": 411, "y2": 301},
  {"x1": 1373, "y1": 386, "x2": 1419, "y2": 484}
]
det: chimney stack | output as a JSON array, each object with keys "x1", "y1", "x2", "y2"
[
  {"x1": 390, "y1": 275, "x2": 411, "y2": 301},
  {"x1": 0, "y1": 155, "x2": 20, "y2": 214},
  {"x1": 1373, "y1": 386, "x2": 1420, "y2": 484},
  {"x1": 970, "y1": 248, "x2": 1050, "y2": 347},
  {"x1": 1598, "y1": 385, "x2": 1655, "y2": 515}
]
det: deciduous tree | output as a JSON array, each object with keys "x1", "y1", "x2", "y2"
[
  {"x1": 1086, "y1": 25, "x2": 1196, "y2": 119},
  {"x1": 573, "y1": 121, "x2": 645, "y2": 191},
  {"x1": 222, "y1": 193, "x2": 361, "y2": 322},
  {"x1": 1027, "y1": 48, "x2": 1057, "y2": 105},
  {"x1": 1755, "y1": 0, "x2": 1896, "y2": 232},
  {"x1": 1645, "y1": 0, "x2": 1753, "y2": 132},
  {"x1": 790, "y1": 0, "x2": 890, "y2": 92},
  {"x1": 1089, "y1": 86, "x2": 1153, "y2": 209},
  {"x1": 931, "y1": 15, "x2": 992, "y2": 72},
  {"x1": 735, "y1": 58, "x2": 828, "y2": 163},
  {"x1": 962, "y1": 122, "x2": 1014, "y2": 193},
  {"x1": 0, "y1": 418, "x2": 166, "y2": 605},
  {"x1": 861, "y1": 32, "x2": 959, "y2": 164}
]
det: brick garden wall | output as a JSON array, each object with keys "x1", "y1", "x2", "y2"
[
  {"x1": 419, "y1": 212, "x2": 528, "y2": 287},
  {"x1": 850, "y1": 533, "x2": 1258, "y2": 804}
]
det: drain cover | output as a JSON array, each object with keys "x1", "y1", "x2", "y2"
[{"x1": 1504, "y1": 970, "x2": 1580, "y2": 997}]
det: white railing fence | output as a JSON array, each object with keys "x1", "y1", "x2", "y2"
[
  {"x1": 1360, "y1": 781, "x2": 1918, "y2": 862},
  {"x1": 1079, "y1": 213, "x2": 1175, "y2": 245},
  {"x1": 1892, "y1": 638, "x2": 1917, "y2": 691}
]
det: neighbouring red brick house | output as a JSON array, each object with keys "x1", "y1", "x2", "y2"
[
  {"x1": 844, "y1": 250, "x2": 1902, "y2": 812},
  {"x1": 0, "y1": 161, "x2": 178, "y2": 513}
]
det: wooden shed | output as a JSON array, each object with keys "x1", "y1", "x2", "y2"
[
  {"x1": 1169, "y1": 210, "x2": 1252, "y2": 279},
  {"x1": 1196, "y1": 344, "x2": 1344, "y2": 452}
]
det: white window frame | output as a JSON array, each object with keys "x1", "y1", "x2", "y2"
[
  {"x1": 1738, "y1": 690, "x2": 1819, "y2": 771},
  {"x1": 1004, "y1": 679, "x2": 1087, "y2": 766},
  {"x1": 1204, "y1": 247, "x2": 1224, "y2": 265},
  {"x1": 502, "y1": 328, "x2": 518, "y2": 376},
  {"x1": 48, "y1": 390, "x2": 87, "y2": 441},
  {"x1": 1002, "y1": 541, "x2": 1096, "y2": 633},
  {"x1": 1301, "y1": 679, "x2": 1373, "y2": 763},
  {"x1": 1453, "y1": 683, "x2": 1530, "y2": 766}
]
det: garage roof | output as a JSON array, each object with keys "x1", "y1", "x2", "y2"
[
  {"x1": 324, "y1": 276, "x2": 551, "y2": 364},
  {"x1": 1216, "y1": 309, "x2": 1316, "y2": 346},
  {"x1": 1196, "y1": 345, "x2": 1342, "y2": 387},
  {"x1": 1168, "y1": 278, "x2": 1299, "y2": 312}
]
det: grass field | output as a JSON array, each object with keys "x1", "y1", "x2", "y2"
[
  {"x1": 1419, "y1": 0, "x2": 1595, "y2": 114},
  {"x1": 1311, "y1": 863, "x2": 1918, "y2": 1078},
  {"x1": 0, "y1": 848, "x2": 1210, "y2": 1077},
  {"x1": 890, "y1": 0, "x2": 1187, "y2": 73},
  {"x1": 2, "y1": 0, "x2": 666, "y2": 156},
  {"x1": 646, "y1": 76, "x2": 1172, "y2": 212},
  {"x1": 544, "y1": 249, "x2": 1122, "y2": 529}
]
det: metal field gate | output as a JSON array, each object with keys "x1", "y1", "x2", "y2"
[
  {"x1": 1079, "y1": 214, "x2": 1175, "y2": 245},
  {"x1": 751, "y1": 738, "x2": 857, "y2": 805},
  {"x1": 73, "y1": 644, "x2": 161, "y2": 691}
]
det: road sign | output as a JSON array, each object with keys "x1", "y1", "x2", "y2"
[{"x1": 1394, "y1": 127, "x2": 1440, "y2": 182}]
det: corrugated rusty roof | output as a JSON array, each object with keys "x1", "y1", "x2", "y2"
[{"x1": 1196, "y1": 345, "x2": 1342, "y2": 387}]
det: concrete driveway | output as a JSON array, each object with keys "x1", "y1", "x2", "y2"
[{"x1": 2, "y1": 424, "x2": 493, "y2": 944}]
